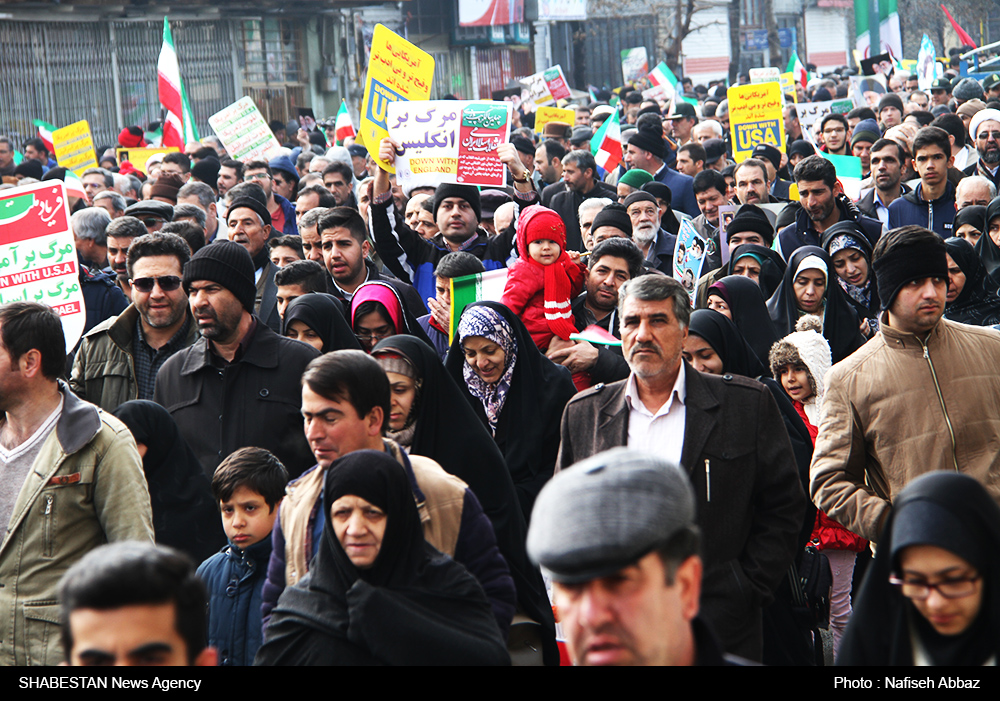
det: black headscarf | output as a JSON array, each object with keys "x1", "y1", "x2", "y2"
[
  {"x1": 282, "y1": 293, "x2": 362, "y2": 353},
  {"x1": 838, "y1": 472, "x2": 1000, "y2": 666},
  {"x1": 707, "y1": 275, "x2": 781, "y2": 372},
  {"x1": 255, "y1": 450, "x2": 509, "y2": 666},
  {"x1": 766, "y1": 246, "x2": 866, "y2": 364},
  {"x1": 724, "y1": 243, "x2": 786, "y2": 299},
  {"x1": 944, "y1": 237, "x2": 1000, "y2": 326},
  {"x1": 445, "y1": 301, "x2": 577, "y2": 525},
  {"x1": 112, "y1": 401, "x2": 225, "y2": 563},
  {"x1": 371, "y1": 335, "x2": 559, "y2": 665},
  {"x1": 688, "y1": 309, "x2": 767, "y2": 378},
  {"x1": 976, "y1": 197, "x2": 1000, "y2": 284},
  {"x1": 954, "y1": 205, "x2": 987, "y2": 238},
  {"x1": 821, "y1": 219, "x2": 881, "y2": 330}
]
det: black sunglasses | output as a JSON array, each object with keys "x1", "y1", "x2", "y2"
[{"x1": 131, "y1": 276, "x2": 182, "y2": 293}]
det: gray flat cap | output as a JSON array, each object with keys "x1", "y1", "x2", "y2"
[{"x1": 527, "y1": 448, "x2": 695, "y2": 583}]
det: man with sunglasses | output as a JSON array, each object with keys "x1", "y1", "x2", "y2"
[
  {"x1": 71, "y1": 232, "x2": 198, "y2": 413},
  {"x1": 124, "y1": 201, "x2": 174, "y2": 234}
]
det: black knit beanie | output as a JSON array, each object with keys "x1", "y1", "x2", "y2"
[
  {"x1": 873, "y1": 238, "x2": 948, "y2": 311},
  {"x1": 591, "y1": 203, "x2": 632, "y2": 237},
  {"x1": 727, "y1": 204, "x2": 775, "y2": 246},
  {"x1": 183, "y1": 240, "x2": 257, "y2": 313},
  {"x1": 627, "y1": 124, "x2": 665, "y2": 160},
  {"x1": 433, "y1": 184, "x2": 481, "y2": 222}
]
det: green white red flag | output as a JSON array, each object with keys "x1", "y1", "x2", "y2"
[
  {"x1": 787, "y1": 52, "x2": 808, "y2": 89},
  {"x1": 158, "y1": 18, "x2": 199, "y2": 148},
  {"x1": 590, "y1": 107, "x2": 622, "y2": 171},
  {"x1": 335, "y1": 100, "x2": 356, "y2": 145},
  {"x1": 32, "y1": 120, "x2": 56, "y2": 154}
]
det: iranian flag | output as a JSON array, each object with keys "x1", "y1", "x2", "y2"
[
  {"x1": 648, "y1": 62, "x2": 678, "y2": 101},
  {"x1": 941, "y1": 5, "x2": 977, "y2": 48},
  {"x1": 855, "y1": 0, "x2": 902, "y2": 58},
  {"x1": 787, "y1": 52, "x2": 808, "y2": 89},
  {"x1": 590, "y1": 108, "x2": 622, "y2": 171},
  {"x1": 63, "y1": 170, "x2": 87, "y2": 200},
  {"x1": 32, "y1": 120, "x2": 56, "y2": 154},
  {"x1": 335, "y1": 100, "x2": 356, "y2": 145},
  {"x1": 448, "y1": 269, "x2": 509, "y2": 342},
  {"x1": 158, "y1": 18, "x2": 199, "y2": 149}
]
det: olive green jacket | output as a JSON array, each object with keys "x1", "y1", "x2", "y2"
[
  {"x1": 70, "y1": 305, "x2": 198, "y2": 412},
  {"x1": 0, "y1": 383, "x2": 154, "y2": 665}
]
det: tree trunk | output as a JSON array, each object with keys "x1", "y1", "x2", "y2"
[{"x1": 762, "y1": 0, "x2": 782, "y2": 68}]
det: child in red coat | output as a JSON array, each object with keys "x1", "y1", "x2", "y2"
[{"x1": 501, "y1": 205, "x2": 586, "y2": 353}]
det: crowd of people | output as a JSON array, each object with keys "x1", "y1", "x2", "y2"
[{"x1": 1, "y1": 57, "x2": 1000, "y2": 669}]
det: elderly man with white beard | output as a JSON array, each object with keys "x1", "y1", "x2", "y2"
[
  {"x1": 624, "y1": 191, "x2": 676, "y2": 275},
  {"x1": 963, "y1": 109, "x2": 1000, "y2": 192}
]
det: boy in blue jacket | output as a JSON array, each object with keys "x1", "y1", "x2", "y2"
[{"x1": 197, "y1": 447, "x2": 288, "y2": 666}]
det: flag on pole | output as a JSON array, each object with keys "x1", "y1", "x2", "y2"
[
  {"x1": 590, "y1": 108, "x2": 622, "y2": 171},
  {"x1": 786, "y1": 52, "x2": 808, "y2": 89},
  {"x1": 334, "y1": 101, "x2": 356, "y2": 145},
  {"x1": 940, "y1": 5, "x2": 977, "y2": 48},
  {"x1": 647, "y1": 62, "x2": 678, "y2": 101},
  {"x1": 32, "y1": 120, "x2": 56, "y2": 154},
  {"x1": 855, "y1": 0, "x2": 902, "y2": 58},
  {"x1": 158, "y1": 17, "x2": 199, "y2": 148}
]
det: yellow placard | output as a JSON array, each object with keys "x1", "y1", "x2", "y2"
[
  {"x1": 116, "y1": 147, "x2": 179, "y2": 173},
  {"x1": 360, "y1": 24, "x2": 435, "y2": 174},
  {"x1": 534, "y1": 106, "x2": 576, "y2": 135},
  {"x1": 779, "y1": 72, "x2": 798, "y2": 104},
  {"x1": 727, "y1": 83, "x2": 786, "y2": 163},
  {"x1": 52, "y1": 120, "x2": 97, "y2": 176}
]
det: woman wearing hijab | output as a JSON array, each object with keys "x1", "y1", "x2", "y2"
[
  {"x1": 838, "y1": 471, "x2": 1000, "y2": 666},
  {"x1": 256, "y1": 450, "x2": 510, "y2": 666},
  {"x1": 706, "y1": 275, "x2": 781, "y2": 372},
  {"x1": 954, "y1": 205, "x2": 986, "y2": 248},
  {"x1": 445, "y1": 301, "x2": 576, "y2": 524},
  {"x1": 821, "y1": 220, "x2": 881, "y2": 336},
  {"x1": 726, "y1": 243, "x2": 786, "y2": 299},
  {"x1": 944, "y1": 236, "x2": 1000, "y2": 326},
  {"x1": 350, "y1": 280, "x2": 431, "y2": 353},
  {"x1": 683, "y1": 308, "x2": 768, "y2": 378},
  {"x1": 766, "y1": 246, "x2": 867, "y2": 364},
  {"x1": 371, "y1": 335, "x2": 559, "y2": 665},
  {"x1": 282, "y1": 293, "x2": 361, "y2": 353},
  {"x1": 112, "y1": 400, "x2": 225, "y2": 564},
  {"x1": 976, "y1": 196, "x2": 1000, "y2": 283}
]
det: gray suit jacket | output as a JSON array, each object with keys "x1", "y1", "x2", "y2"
[{"x1": 556, "y1": 363, "x2": 806, "y2": 660}]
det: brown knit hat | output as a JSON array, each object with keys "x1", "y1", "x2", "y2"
[{"x1": 150, "y1": 173, "x2": 184, "y2": 204}]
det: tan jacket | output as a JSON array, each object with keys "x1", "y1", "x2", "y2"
[
  {"x1": 0, "y1": 384, "x2": 154, "y2": 666},
  {"x1": 281, "y1": 440, "x2": 464, "y2": 587},
  {"x1": 810, "y1": 316, "x2": 1000, "y2": 542}
]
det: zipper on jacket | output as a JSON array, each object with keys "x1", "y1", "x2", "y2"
[
  {"x1": 43, "y1": 493, "x2": 53, "y2": 558},
  {"x1": 920, "y1": 339, "x2": 959, "y2": 472}
]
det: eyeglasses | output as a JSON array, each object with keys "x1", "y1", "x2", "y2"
[
  {"x1": 889, "y1": 574, "x2": 981, "y2": 600},
  {"x1": 977, "y1": 131, "x2": 1000, "y2": 141},
  {"x1": 130, "y1": 276, "x2": 182, "y2": 293},
  {"x1": 245, "y1": 172, "x2": 272, "y2": 181},
  {"x1": 141, "y1": 218, "x2": 164, "y2": 229},
  {"x1": 354, "y1": 327, "x2": 393, "y2": 343}
]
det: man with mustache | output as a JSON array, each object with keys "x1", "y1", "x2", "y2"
[
  {"x1": 154, "y1": 241, "x2": 320, "y2": 479},
  {"x1": 963, "y1": 108, "x2": 1000, "y2": 192},
  {"x1": 555, "y1": 274, "x2": 806, "y2": 662}
]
